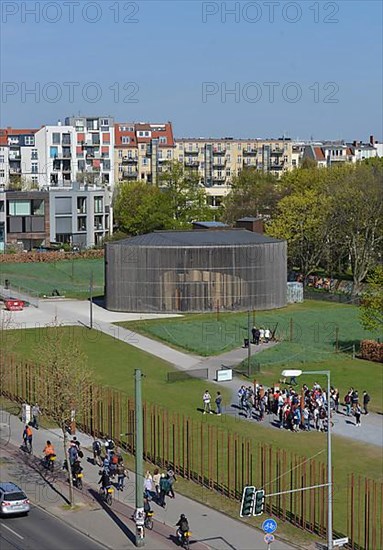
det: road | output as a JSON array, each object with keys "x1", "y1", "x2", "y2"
[{"x1": 0, "y1": 505, "x2": 104, "y2": 550}]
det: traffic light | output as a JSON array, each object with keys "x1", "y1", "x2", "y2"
[
  {"x1": 253, "y1": 489, "x2": 265, "y2": 516},
  {"x1": 240, "y1": 486, "x2": 256, "y2": 517}
]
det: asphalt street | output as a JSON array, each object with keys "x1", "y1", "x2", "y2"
[{"x1": 0, "y1": 505, "x2": 104, "y2": 550}]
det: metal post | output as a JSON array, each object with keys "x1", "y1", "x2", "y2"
[
  {"x1": 135, "y1": 369, "x2": 145, "y2": 547},
  {"x1": 327, "y1": 372, "x2": 333, "y2": 550},
  {"x1": 247, "y1": 310, "x2": 251, "y2": 378},
  {"x1": 89, "y1": 271, "x2": 93, "y2": 330}
]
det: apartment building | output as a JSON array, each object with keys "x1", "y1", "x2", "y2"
[
  {"x1": 65, "y1": 116, "x2": 115, "y2": 189},
  {"x1": 0, "y1": 128, "x2": 39, "y2": 189},
  {"x1": 34, "y1": 124, "x2": 77, "y2": 188},
  {"x1": 0, "y1": 192, "x2": 5, "y2": 252},
  {"x1": 173, "y1": 138, "x2": 293, "y2": 207},
  {"x1": 4, "y1": 190, "x2": 50, "y2": 251},
  {"x1": 49, "y1": 183, "x2": 111, "y2": 249},
  {"x1": 114, "y1": 122, "x2": 175, "y2": 186}
]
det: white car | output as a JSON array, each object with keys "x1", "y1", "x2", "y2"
[{"x1": 0, "y1": 483, "x2": 30, "y2": 516}]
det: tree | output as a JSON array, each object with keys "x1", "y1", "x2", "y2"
[
  {"x1": 159, "y1": 161, "x2": 214, "y2": 227},
  {"x1": 35, "y1": 321, "x2": 96, "y2": 507},
  {"x1": 114, "y1": 181, "x2": 173, "y2": 235},
  {"x1": 359, "y1": 266, "x2": 383, "y2": 332},
  {"x1": 267, "y1": 189, "x2": 332, "y2": 283},
  {"x1": 222, "y1": 169, "x2": 282, "y2": 224},
  {"x1": 329, "y1": 163, "x2": 383, "y2": 287}
]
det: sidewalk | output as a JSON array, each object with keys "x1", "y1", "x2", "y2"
[{"x1": 1, "y1": 409, "x2": 295, "y2": 550}]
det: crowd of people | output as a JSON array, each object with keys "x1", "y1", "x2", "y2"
[
  {"x1": 236, "y1": 382, "x2": 371, "y2": 431},
  {"x1": 251, "y1": 326, "x2": 272, "y2": 345}
]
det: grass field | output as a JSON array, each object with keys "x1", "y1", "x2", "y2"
[
  {"x1": 5, "y1": 324, "x2": 383, "y2": 546},
  {"x1": 0, "y1": 258, "x2": 104, "y2": 299},
  {"x1": 117, "y1": 300, "x2": 381, "y2": 357}
]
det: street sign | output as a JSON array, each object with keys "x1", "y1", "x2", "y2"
[
  {"x1": 262, "y1": 519, "x2": 277, "y2": 534},
  {"x1": 334, "y1": 537, "x2": 349, "y2": 547},
  {"x1": 264, "y1": 534, "x2": 275, "y2": 544}
]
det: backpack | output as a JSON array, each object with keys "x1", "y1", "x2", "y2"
[
  {"x1": 93, "y1": 441, "x2": 101, "y2": 453},
  {"x1": 345, "y1": 394, "x2": 351, "y2": 404},
  {"x1": 180, "y1": 519, "x2": 189, "y2": 532},
  {"x1": 78, "y1": 450, "x2": 84, "y2": 459},
  {"x1": 111, "y1": 454, "x2": 118, "y2": 465}
]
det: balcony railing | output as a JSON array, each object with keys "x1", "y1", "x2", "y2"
[
  {"x1": 212, "y1": 149, "x2": 226, "y2": 155},
  {"x1": 122, "y1": 157, "x2": 138, "y2": 164},
  {"x1": 185, "y1": 150, "x2": 199, "y2": 155},
  {"x1": 123, "y1": 171, "x2": 138, "y2": 178},
  {"x1": 185, "y1": 160, "x2": 199, "y2": 167},
  {"x1": 243, "y1": 149, "x2": 258, "y2": 156}
]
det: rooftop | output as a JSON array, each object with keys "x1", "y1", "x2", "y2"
[{"x1": 111, "y1": 229, "x2": 283, "y2": 248}]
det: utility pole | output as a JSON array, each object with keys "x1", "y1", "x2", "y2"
[
  {"x1": 247, "y1": 310, "x2": 251, "y2": 378},
  {"x1": 134, "y1": 369, "x2": 145, "y2": 547},
  {"x1": 89, "y1": 271, "x2": 93, "y2": 330}
]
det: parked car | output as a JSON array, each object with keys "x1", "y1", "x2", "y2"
[{"x1": 0, "y1": 483, "x2": 30, "y2": 516}]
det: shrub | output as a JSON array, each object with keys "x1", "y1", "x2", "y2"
[{"x1": 359, "y1": 340, "x2": 383, "y2": 363}]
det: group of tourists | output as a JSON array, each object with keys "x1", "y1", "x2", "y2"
[
  {"x1": 96, "y1": 437, "x2": 129, "y2": 491},
  {"x1": 143, "y1": 467, "x2": 177, "y2": 508},
  {"x1": 251, "y1": 326, "x2": 272, "y2": 345},
  {"x1": 236, "y1": 382, "x2": 371, "y2": 431}
]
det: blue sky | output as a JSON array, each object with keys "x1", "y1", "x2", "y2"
[{"x1": 1, "y1": 0, "x2": 382, "y2": 140}]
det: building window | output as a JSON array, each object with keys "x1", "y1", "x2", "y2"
[
  {"x1": 31, "y1": 176, "x2": 38, "y2": 184},
  {"x1": 31, "y1": 149, "x2": 38, "y2": 160},
  {"x1": 8, "y1": 200, "x2": 31, "y2": 216},
  {"x1": 32, "y1": 199, "x2": 44, "y2": 215},
  {"x1": 0, "y1": 155, "x2": 4, "y2": 163},
  {"x1": 62, "y1": 134, "x2": 71, "y2": 145},
  {"x1": 167, "y1": 150, "x2": 172, "y2": 159},
  {"x1": 25, "y1": 136, "x2": 34, "y2": 146},
  {"x1": 78, "y1": 160, "x2": 85, "y2": 171},
  {"x1": 52, "y1": 133, "x2": 60, "y2": 145},
  {"x1": 142, "y1": 158, "x2": 148, "y2": 166},
  {"x1": 50, "y1": 147, "x2": 58, "y2": 158},
  {"x1": 77, "y1": 197, "x2": 87, "y2": 214},
  {"x1": 122, "y1": 136, "x2": 130, "y2": 144},
  {"x1": 159, "y1": 137, "x2": 167, "y2": 144},
  {"x1": 77, "y1": 217, "x2": 87, "y2": 231},
  {"x1": 31, "y1": 163, "x2": 38, "y2": 174},
  {"x1": 101, "y1": 119, "x2": 109, "y2": 127},
  {"x1": 118, "y1": 150, "x2": 123, "y2": 158},
  {"x1": 94, "y1": 215, "x2": 103, "y2": 230},
  {"x1": 0, "y1": 170, "x2": 5, "y2": 178},
  {"x1": 140, "y1": 144, "x2": 145, "y2": 150},
  {"x1": 94, "y1": 196, "x2": 103, "y2": 214}
]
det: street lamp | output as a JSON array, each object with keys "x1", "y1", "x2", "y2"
[{"x1": 281, "y1": 369, "x2": 333, "y2": 550}]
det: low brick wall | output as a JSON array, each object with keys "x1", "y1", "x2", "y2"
[{"x1": 0, "y1": 249, "x2": 104, "y2": 264}]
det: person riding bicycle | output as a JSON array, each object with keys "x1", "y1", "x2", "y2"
[
  {"x1": 23, "y1": 425, "x2": 33, "y2": 450},
  {"x1": 71, "y1": 459, "x2": 83, "y2": 479},
  {"x1": 176, "y1": 514, "x2": 190, "y2": 539},
  {"x1": 143, "y1": 496, "x2": 152, "y2": 518},
  {"x1": 43, "y1": 440, "x2": 56, "y2": 466},
  {"x1": 98, "y1": 469, "x2": 111, "y2": 495}
]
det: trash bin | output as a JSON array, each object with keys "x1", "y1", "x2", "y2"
[{"x1": 244, "y1": 338, "x2": 249, "y2": 348}]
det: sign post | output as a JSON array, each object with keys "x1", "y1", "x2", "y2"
[{"x1": 262, "y1": 518, "x2": 277, "y2": 549}]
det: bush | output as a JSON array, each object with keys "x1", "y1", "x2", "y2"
[
  {"x1": 359, "y1": 340, "x2": 383, "y2": 363},
  {"x1": 0, "y1": 249, "x2": 104, "y2": 264}
]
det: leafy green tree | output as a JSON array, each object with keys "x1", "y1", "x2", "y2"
[
  {"x1": 328, "y1": 162, "x2": 383, "y2": 287},
  {"x1": 222, "y1": 169, "x2": 282, "y2": 223},
  {"x1": 267, "y1": 189, "x2": 332, "y2": 283},
  {"x1": 159, "y1": 161, "x2": 214, "y2": 227},
  {"x1": 359, "y1": 266, "x2": 383, "y2": 332},
  {"x1": 114, "y1": 182, "x2": 173, "y2": 235}
]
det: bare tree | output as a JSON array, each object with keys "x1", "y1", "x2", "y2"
[{"x1": 34, "y1": 320, "x2": 96, "y2": 507}]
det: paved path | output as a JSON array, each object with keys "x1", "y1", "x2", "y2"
[{"x1": 1, "y1": 410, "x2": 295, "y2": 550}]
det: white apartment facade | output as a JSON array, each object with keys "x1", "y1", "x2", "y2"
[{"x1": 34, "y1": 124, "x2": 77, "y2": 188}]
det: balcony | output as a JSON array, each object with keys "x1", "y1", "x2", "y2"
[
  {"x1": 9, "y1": 167, "x2": 21, "y2": 174},
  {"x1": 185, "y1": 150, "x2": 199, "y2": 155},
  {"x1": 9, "y1": 154, "x2": 21, "y2": 161},
  {"x1": 212, "y1": 176, "x2": 227, "y2": 183},
  {"x1": 243, "y1": 149, "x2": 258, "y2": 156},
  {"x1": 270, "y1": 149, "x2": 284, "y2": 156},
  {"x1": 122, "y1": 157, "x2": 138, "y2": 164},
  {"x1": 123, "y1": 171, "x2": 138, "y2": 179},
  {"x1": 212, "y1": 149, "x2": 226, "y2": 155},
  {"x1": 185, "y1": 160, "x2": 199, "y2": 167},
  {"x1": 212, "y1": 160, "x2": 226, "y2": 168}
]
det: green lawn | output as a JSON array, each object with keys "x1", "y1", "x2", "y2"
[
  {"x1": 116, "y1": 301, "x2": 381, "y2": 357},
  {"x1": 6, "y1": 326, "x2": 231, "y2": 414},
  {"x1": 0, "y1": 258, "x2": 104, "y2": 299}
]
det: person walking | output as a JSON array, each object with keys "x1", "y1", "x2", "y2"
[
  {"x1": 264, "y1": 328, "x2": 271, "y2": 343},
  {"x1": 344, "y1": 390, "x2": 352, "y2": 416},
  {"x1": 116, "y1": 458, "x2": 128, "y2": 491},
  {"x1": 167, "y1": 468, "x2": 177, "y2": 498},
  {"x1": 251, "y1": 326, "x2": 257, "y2": 344},
  {"x1": 203, "y1": 390, "x2": 212, "y2": 414},
  {"x1": 354, "y1": 404, "x2": 362, "y2": 427},
  {"x1": 363, "y1": 391, "x2": 370, "y2": 415},
  {"x1": 23, "y1": 425, "x2": 33, "y2": 453},
  {"x1": 31, "y1": 403, "x2": 40, "y2": 429},
  {"x1": 254, "y1": 328, "x2": 260, "y2": 345},
  {"x1": 153, "y1": 468, "x2": 161, "y2": 499},
  {"x1": 215, "y1": 392, "x2": 223, "y2": 416},
  {"x1": 159, "y1": 473, "x2": 170, "y2": 507}
]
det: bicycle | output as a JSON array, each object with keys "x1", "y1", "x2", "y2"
[
  {"x1": 144, "y1": 510, "x2": 154, "y2": 530},
  {"x1": 23, "y1": 439, "x2": 33, "y2": 455},
  {"x1": 99, "y1": 485, "x2": 114, "y2": 506}
]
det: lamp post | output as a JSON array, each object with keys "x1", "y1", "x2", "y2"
[{"x1": 281, "y1": 369, "x2": 333, "y2": 550}]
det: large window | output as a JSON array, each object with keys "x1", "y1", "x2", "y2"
[
  {"x1": 52, "y1": 133, "x2": 60, "y2": 145},
  {"x1": 31, "y1": 149, "x2": 38, "y2": 160},
  {"x1": 8, "y1": 200, "x2": 31, "y2": 216},
  {"x1": 94, "y1": 196, "x2": 103, "y2": 213},
  {"x1": 50, "y1": 146, "x2": 58, "y2": 158},
  {"x1": 77, "y1": 217, "x2": 87, "y2": 231},
  {"x1": 77, "y1": 197, "x2": 87, "y2": 214},
  {"x1": 32, "y1": 199, "x2": 44, "y2": 215}
]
